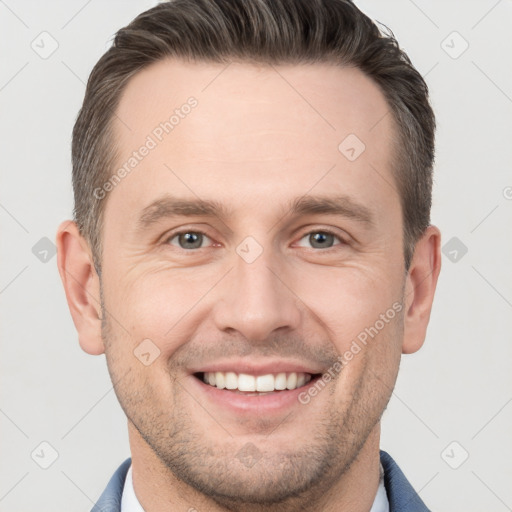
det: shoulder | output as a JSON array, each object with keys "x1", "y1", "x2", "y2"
[
  {"x1": 380, "y1": 450, "x2": 431, "y2": 512},
  {"x1": 91, "y1": 458, "x2": 132, "y2": 512}
]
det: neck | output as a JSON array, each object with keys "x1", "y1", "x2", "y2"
[{"x1": 128, "y1": 421, "x2": 382, "y2": 512}]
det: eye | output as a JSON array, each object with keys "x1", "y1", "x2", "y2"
[
  {"x1": 166, "y1": 231, "x2": 212, "y2": 250},
  {"x1": 296, "y1": 230, "x2": 344, "y2": 250}
]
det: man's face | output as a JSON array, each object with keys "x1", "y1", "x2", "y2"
[{"x1": 101, "y1": 59, "x2": 405, "y2": 504}]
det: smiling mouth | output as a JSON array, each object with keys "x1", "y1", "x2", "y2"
[{"x1": 194, "y1": 371, "x2": 322, "y2": 395}]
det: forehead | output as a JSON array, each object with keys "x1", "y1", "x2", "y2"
[{"x1": 107, "y1": 58, "x2": 397, "y2": 222}]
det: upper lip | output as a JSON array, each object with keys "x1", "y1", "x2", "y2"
[{"x1": 189, "y1": 359, "x2": 325, "y2": 376}]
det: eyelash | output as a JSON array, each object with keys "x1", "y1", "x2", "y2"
[{"x1": 164, "y1": 228, "x2": 347, "y2": 252}]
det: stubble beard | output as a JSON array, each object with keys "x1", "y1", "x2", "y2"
[{"x1": 100, "y1": 291, "x2": 402, "y2": 511}]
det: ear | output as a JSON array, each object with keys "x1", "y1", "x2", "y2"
[
  {"x1": 402, "y1": 225, "x2": 442, "y2": 354},
  {"x1": 56, "y1": 220, "x2": 104, "y2": 355}
]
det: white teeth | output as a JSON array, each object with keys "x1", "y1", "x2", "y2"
[
  {"x1": 286, "y1": 372, "x2": 297, "y2": 390},
  {"x1": 256, "y1": 374, "x2": 275, "y2": 392},
  {"x1": 225, "y1": 372, "x2": 237, "y2": 390},
  {"x1": 274, "y1": 373, "x2": 287, "y2": 390},
  {"x1": 215, "y1": 371, "x2": 226, "y2": 389},
  {"x1": 238, "y1": 374, "x2": 256, "y2": 392},
  {"x1": 201, "y1": 371, "x2": 313, "y2": 392}
]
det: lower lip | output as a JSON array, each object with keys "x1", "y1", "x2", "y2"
[{"x1": 188, "y1": 374, "x2": 321, "y2": 414}]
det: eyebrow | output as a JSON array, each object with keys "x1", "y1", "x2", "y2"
[
  {"x1": 136, "y1": 193, "x2": 374, "y2": 231},
  {"x1": 288, "y1": 195, "x2": 374, "y2": 226}
]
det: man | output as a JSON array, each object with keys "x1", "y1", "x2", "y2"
[{"x1": 56, "y1": 0, "x2": 441, "y2": 510}]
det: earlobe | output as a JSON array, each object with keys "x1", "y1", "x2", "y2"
[
  {"x1": 402, "y1": 225, "x2": 442, "y2": 354},
  {"x1": 56, "y1": 221, "x2": 105, "y2": 355}
]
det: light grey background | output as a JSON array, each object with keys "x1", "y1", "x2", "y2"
[{"x1": 1, "y1": 1, "x2": 511, "y2": 511}]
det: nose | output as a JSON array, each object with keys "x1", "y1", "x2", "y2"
[{"x1": 212, "y1": 246, "x2": 302, "y2": 343}]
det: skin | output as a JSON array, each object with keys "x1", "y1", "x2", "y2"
[{"x1": 57, "y1": 59, "x2": 441, "y2": 512}]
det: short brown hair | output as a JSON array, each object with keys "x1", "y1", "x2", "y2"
[{"x1": 72, "y1": 0, "x2": 435, "y2": 273}]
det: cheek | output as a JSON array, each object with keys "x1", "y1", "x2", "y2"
[
  {"x1": 293, "y1": 263, "x2": 405, "y2": 399},
  {"x1": 103, "y1": 266, "x2": 218, "y2": 353},
  {"x1": 292, "y1": 264, "x2": 403, "y2": 349},
  {"x1": 331, "y1": 304, "x2": 404, "y2": 416}
]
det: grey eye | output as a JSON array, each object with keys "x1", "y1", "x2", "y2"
[
  {"x1": 309, "y1": 232, "x2": 335, "y2": 248},
  {"x1": 296, "y1": 231, "x2": 342, "y2": 249},
  {"x1": 168, "y1": 231, "x2": 208, "y2": 250}
]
